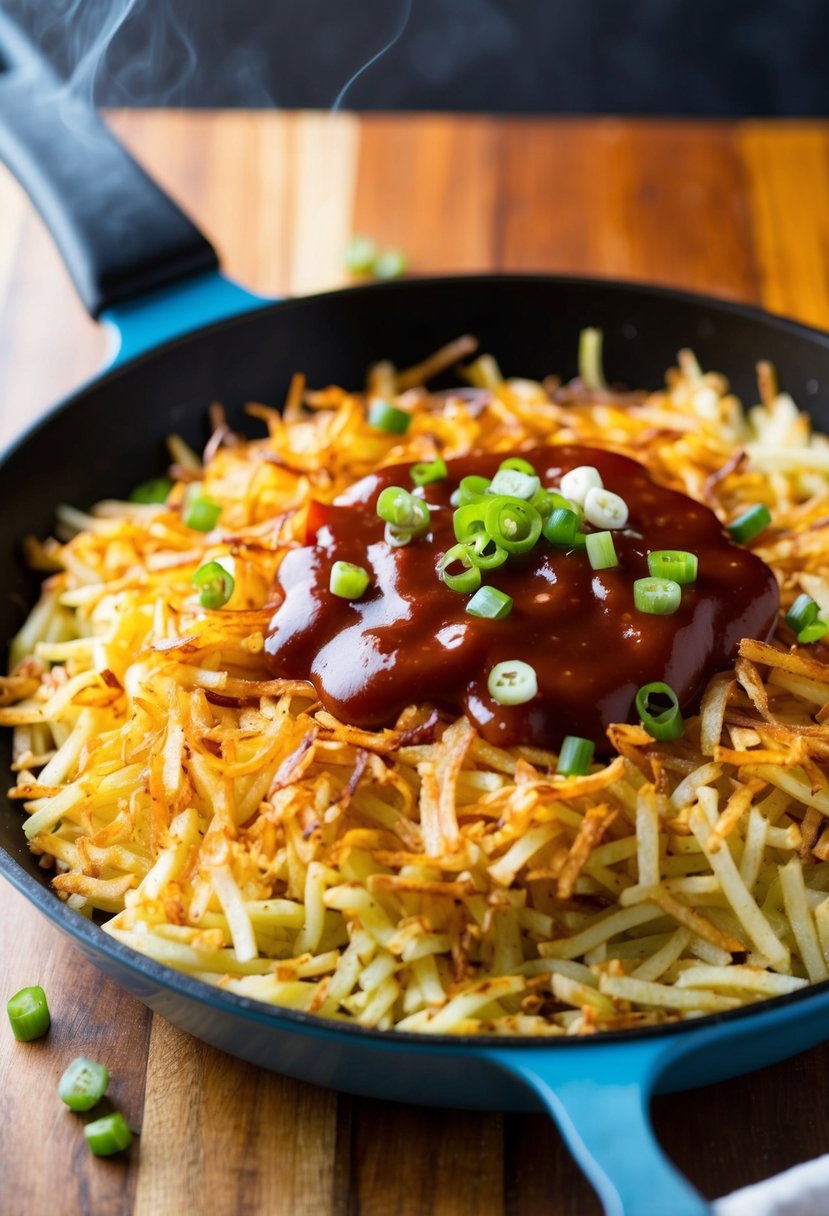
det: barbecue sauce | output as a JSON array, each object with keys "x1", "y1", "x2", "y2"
[{"x1": 264, "y1": 446, "x2": 779, "y2": 749}]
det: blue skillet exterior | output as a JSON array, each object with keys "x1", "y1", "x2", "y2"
[{"x1": 6, "y1": 271, "x2": 829, "y2": 1216}]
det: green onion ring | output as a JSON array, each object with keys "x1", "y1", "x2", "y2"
[
  {"x1": 484, "y1": 496, "x2": 542, "y2": 554},
  {"x1": 635, "y1": 682, "x2": 684, "y2": 742},
  {"x1": 439, "y1": 543, "x2": 482, "y2": 594}
]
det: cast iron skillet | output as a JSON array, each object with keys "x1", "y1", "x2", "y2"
[{"x1": 3, "y1": 14, "x2": 829, "y2": 1216}]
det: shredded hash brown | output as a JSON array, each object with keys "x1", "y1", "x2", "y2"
[{"x1": 6, "y1": 338, "x2": 829, "y2": 1035}]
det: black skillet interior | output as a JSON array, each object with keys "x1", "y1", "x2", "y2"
[{"x1": 4, "y1": 272, "x2": 829, "y2": 888}]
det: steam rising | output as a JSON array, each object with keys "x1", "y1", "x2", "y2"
[
  {"x1": 5, "y1": 0, "x2": 413, "y2": 111},
  {"x1": 332, "y1": 0, "x2": 412, "y2": 111}
]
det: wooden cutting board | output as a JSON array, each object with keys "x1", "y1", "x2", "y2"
[{"x1": 2, "y1": 113, "x2": 829, "y2": 1215}]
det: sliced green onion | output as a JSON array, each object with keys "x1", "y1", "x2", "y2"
[
  {"x1": 373, "y1": 248, "x2": 408, "y2": 280},
  {"x1": 192, "y1": 560, "x2": 234, "y2": 609},
  {"x1": 84, "y1": 1111, "x2": 133, "y2": 1157},
  {"x1": 453, "y1": 503, "x2": 489, "y2": 543},
  {"x1": 467, "y1": 531, "x2": 509, "y2": 570},
  {"x1": 585, "y1": 530, "x2": 618, "y2": 570},
  {"x1": 7, "y1": 985, "x2": 50, "y2": 1042},
  {"x1": 344, "y1": 234, "x2": 378, "y2": 274},
  {"x1": 727, "y1": 504, "x2": 771, "y2": 544},
  {"x1": 543, "y1": 507, "x2": 579, "y2": 546},
  {"x1": 465, "y1": 585, "x2": 513, "y2": 620},
  {"x1": 487, "y1": 468, "x2": 541, "y2": 501},
  {"x1": 59, "y1": 1057, "x2": 110, "y2": 1112},
  {"x1": 560, "y1": 465, "x2": 603, "y2": 507},
  {"x1": 129, "y1": 477, "x2": 172, "y2": 504},
  {"x1": 578, "y1": 327, "x2": 607, "y2": 391},
  {"x1": 647, "y1": 550, "x2": 698, "y2": 585},
  {"x1": 798, "y1": 620, "x2": 829, "y2": 645},
  {"x1": 529, "y1": 489, "x2": 558, "y2": 519},
  {"x1": 439, "y1": 544, "x2": 482, "y2": 594},
  {"x1": 183, "y1": 487, "x2": 221, "y2": 532},
  {"x1": 384, "y1": 524, "x2": 412, "y2": 548},
  {"x1": 498, "y1": 456, "x2": 536, "y2": 477},
  {"x1": 583, "y1": 486, "x2": 629, "y2": 530},
  {"x1": 635, "y1": 682, "x2": 684, "y2": 742},
  {"x1": 329, "y1": 560, "x2": 370, "y2": 600},
  {"x1": 376, "y1": 486, "x2": 430, "y2": 534},
  {"x1": 458, "y1": 475, "x2": 492, "y2": 506},
  {"x1": 484, "y1": 496, "x2": 542, "y2": 554},
  {"x1": 377, "y1": 486, "x2": 416, "y2": 526},
  {"x1": 633, "y1": 577, "x2": 682, "y2": 615},
  {"x1": 487, "y1": 660, "x2": 538, "y2": 706},
  {"x1": 557, "y1": 736, "x2": 595, "y2": 777},
  {"x1": 367, "y1": 399, "x2": 411, "y2": 435},
  {"x1": 410, "y1": 458, "x2": 447, "y2": 486},
  {"x1": 785, "y1": 593, "x2": 821, "y2": 634}
]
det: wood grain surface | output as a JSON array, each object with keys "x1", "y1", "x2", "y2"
[{"x1": 2, "y1": 113, "x2": 829, "y2": 1216}]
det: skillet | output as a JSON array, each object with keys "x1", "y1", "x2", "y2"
[{"x1": 3, "y1": 14, "x2": 829, "y2": 1215}]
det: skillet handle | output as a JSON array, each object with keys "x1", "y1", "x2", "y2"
[
  {"x1": 486, "y1": 1041, "x2": 710, "y2": 1216},
  {"x1": 0, "y1": 10, "x2": 217, "y2": 318}
]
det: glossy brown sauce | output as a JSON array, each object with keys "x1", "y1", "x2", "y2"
[{"x1": 264, "y1": 446, "x2": 779, "y2": 749}]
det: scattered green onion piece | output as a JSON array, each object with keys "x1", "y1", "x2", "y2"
[
  {"x1": 797, "y1": 620, "x2": 829, "y2": 645},
  {"x1": 542, "y1": 507, "x2": 579, "y2": 546},
  {"x1": 465, "y1": 585, "x2": 513, "y2": 620},
  {"x1": 58, "y1": 1057, "x2": 110, "y2": 1112},
  {"x1": 498, "y1": 456, "x2": 537, "y2": 477},
  {"x1": 458, "y1": 474, "x2": 492, "y2": 506},
  {"x1": 467, "y1": 531, "x2": 509, "y2": 570},
  {"x1": 578, "y1": 327, "x2": 607, "y2": 391},
  {"x1": 583, "y1": 486, "x2": 629, "y2": 530},
  {"x1": 384, "y1": 524, "x2": 412, "y2": 548},
  {"x1": 635, "y1": 682, "x2": 684, "y2": 742},
  {"x1": 183, "y1": 488, "x2": 221, "y2": 532},
  {"x1": 367, "y1": 399, "x2": 411, "y2": 435},
  {"x1": 453, "y1": 503, "x2": 489, "y2": 543},
  {"x1": 84, "y1": 1111, "x2": 133, "y2": 1157},
  {"x1": 529, "y1": 489, "x2": 559, "y2": 519},
  {"x1": 410, "y1": 457, "x2": 448, "y2": 486},
  {"x1": 785, "y1": 593, "x2": 821, "y2": 634},
  {"x1": 487, "y1": 660, "x2": 538, "y2": 706},
  {"x1": 556, "y1": 736, "x2": 595, "y2": 777},
  {"x1": 439, "y1": 544, "x2": 482, "y2": 594},
  {"x1": 487, "y1": 468, "x2": 541, "y2": 501},
  {"x1": 377, "y1": 486, "x2": 416, "y2": 527},
  {"x1": 329, "y1": 560, "x2": 370, "y2": 600},
  {"x1": 633, "y1": 577, "x2": 682, "y2": 615},
  {"x1": 647, "y1": 550, "x2": 698, "y2": 584},
  {"x1": 484, "y1": 496, "x2": 542, "y2": 554},
  {"x1": 532, "y1": 490, "x2": 574, "y2": 519},
  {"x1": 585, "y1": 530, "x2": 619, "y2": 570},
  {"x1": 192, "y1": 560, "x2": 234, "y2": 609},
  {"x1": 7, "y1": 985, "x2": 50, "y2": 1042},
  {"x1": 560, "y1": 465, "x2": 602, "y2": 506},
  {"x1": 376, "y1": 486, "x2": 430, "y2": 534},
  {"x1": 129, "y1": 477, "x2": 172, "y2": 504},
  {"x1": 727, "y1": 504, "x2": 771, "y2": 544},
  {"x1": 373, "y1": 248, "x2": 408, "y2": 280},
  {"x1": 344, "y1": 234, "x2": 378, "y2": 274}
]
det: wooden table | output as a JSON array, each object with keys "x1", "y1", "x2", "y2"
[{"x1": 2, "y1": 113, "x2": 829, "y2": 1215}]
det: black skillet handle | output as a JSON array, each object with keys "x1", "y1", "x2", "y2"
[{"x1": 0, "y1": 11, "x2": 217, "y2": 318}]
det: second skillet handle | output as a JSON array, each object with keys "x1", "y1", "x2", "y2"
[
  {"x1": 0, "y1": 11, "x2": 217, "y2": 318},
  {"x1": 486, "y1": 1040, "x2": 710, "y2": 1216}
]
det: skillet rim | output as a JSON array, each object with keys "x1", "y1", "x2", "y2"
[{"x1": 3, "y1": 269, "x2": 829, "y2": 1054}]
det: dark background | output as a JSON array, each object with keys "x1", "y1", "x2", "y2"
[{"x1": 2, "y1": 0, "x2": 827, "y2": 115}]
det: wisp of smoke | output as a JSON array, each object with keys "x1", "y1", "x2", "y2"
[{"x1": 330, "y1": 0, "x2": 413, "y2": 112}]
